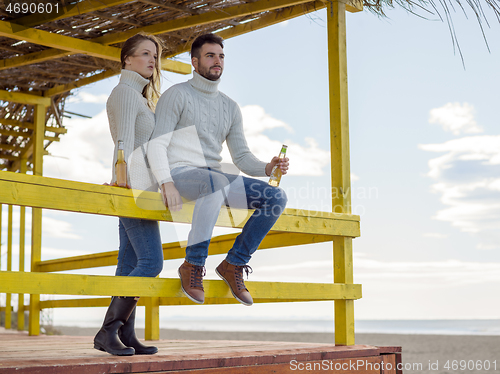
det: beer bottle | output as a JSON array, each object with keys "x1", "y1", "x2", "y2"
[
  {"x1": 115, "y1": 140, "x2": 127, "y2": 187},
  {"x1": 268, "y1": 145, "x2": 287, "y2": 187}
]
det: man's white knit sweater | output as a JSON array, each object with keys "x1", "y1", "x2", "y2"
[
  {"x1": 107, "y1": 69, "x2": 157, "y2": 191},
  {"x1": 148, "y1": 71, "x2": 268, "y2": 186}
]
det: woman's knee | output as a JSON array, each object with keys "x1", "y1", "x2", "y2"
[{"x1": 140, "y1": 260, "x2": 163, "y2": 278}]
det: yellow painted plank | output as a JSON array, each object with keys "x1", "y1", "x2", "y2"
[
  {"x1": 0, "y1": 20, "x2": 121, "y2": 61},
  {"x1": 0, "y1": 49, "x2": 69, "y2": 72},
  {"x1": 5, "y1": 205, "x2": 13, "y2": 329},
  {"x1": 44, "y1": 69, "x2": 119, "y2": 98},
  {"x1": 0, "y1": 271, "x2": 362, "y2": 300},
  {"x1": 144, "y1": 297, "x2": 160, "y2": 340},
  {"x1": 328, "y1": 0, "x2": 351, "y2": 213},
  {"x1": 18, "y1": 160, "x2": 27, "y2": 331},
  {"x1": 29, "y1": 105, "x2": 44, "y2": 336},
  {"x1": 40, "y1": 295, "x2": 332, "y2": 308},
  {"x1": 0, "y1": 89, "x2": 50, "y2": 106},
  {"x1": 327, "y1": 0, "x2": 356, "y2": 346},
  {"x1": 37, "y1": 232, "x2": 334, "y2": 272},
  {"x1": 94, "y1": 0, "x2": 314, "y2": 45},
  {"x1": 44, "y1": 58, "x2": 190, "y2": 97},
  {"x1": 0, "y1": 172, "x2": 360, "y2": 236},
  {"x1": 0, "y1": 128, "x2": 60, "y2": 142}
]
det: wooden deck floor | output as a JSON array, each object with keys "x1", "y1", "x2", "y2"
[{"x1": 0, "y1": 327, "x2": 402, "y2": 373}]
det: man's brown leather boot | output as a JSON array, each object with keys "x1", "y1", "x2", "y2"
[
  {"x1": 216, "y1": 259, "x2": 253, "y2": 306},
  {"x1": 178, "y1": 260, "x2": 205, "y2": 304}
]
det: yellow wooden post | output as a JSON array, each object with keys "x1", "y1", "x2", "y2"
[
  {"x1": 29, "y1": 103, "x2": 45, "y2": 336},
  {"x1": 144, "y1": 297, "x2": 160, "y2": 340},
  {"x1": 6, "y1": 205, "x2": 13, "y2": 329},
  {"x1": 327, "y1": 0, "x2": 355, "y2": 345},
  {"x1": 18, "y1": 158, "x2": 27, "y2": 331}
]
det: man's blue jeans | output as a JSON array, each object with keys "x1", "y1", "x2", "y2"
[
  {"x1": 170, "y1": 166, "x2": 288, "y2": 266},
  {"x1": 116, "y1": 217, "x2": 163, "y2": 277}
]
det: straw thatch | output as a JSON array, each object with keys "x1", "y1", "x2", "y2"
[{"x1": 0, "y1": 0, "x2": 499, "y2": 171}]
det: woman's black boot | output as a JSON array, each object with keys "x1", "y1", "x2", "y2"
[
  {"x1": 94, "y1": 297, "x2": 137, "y2": 356},
  {"x1": 119, "y1": 306, "x2": 158, "y2": 355}
]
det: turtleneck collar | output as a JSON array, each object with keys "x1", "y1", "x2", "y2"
[
  {"x1": 120, "y1": 69, "x2": 150, "y2": 93},
  {"x1": 189, "y1": 71, "x2": 220, "y2": 98}
]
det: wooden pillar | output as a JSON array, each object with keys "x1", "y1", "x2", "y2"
[
  {"x1": 29, "y1": 103, "x2": 45, "y2": 336},
  {"x1": 6, "y1": 205, "x2": 13, "y2": 329},
  {"x1": 144, "y1": 297, "x2": 160, "y2": 340},
  {"x1": 327, "y1": 0, "x2": 355, "y2": 346},
  {"x1": 18, "y1": 159, "x2": 27, "y2": 331}
]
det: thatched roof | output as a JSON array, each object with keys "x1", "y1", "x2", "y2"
[{"x1": 0, "y1": 0, "x2": 499, "y2": 171}]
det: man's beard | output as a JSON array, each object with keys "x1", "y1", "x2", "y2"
[{"x1": 199, "y1": 65, "x2": 222, "y2": 81}]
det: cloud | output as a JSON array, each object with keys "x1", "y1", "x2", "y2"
[
  {"x1": 1, "y1": 208, "x2": 81, "y2": 240},
  {"x1": 429, "y1": 102, "x2": 483, "y2": 135},
  {"x1": 42, "y1": 217, "x2": 82, "y2": 239},
  {"x1": 423, "y1": 232, "x2": 448, "y2": 238},
  {"x1": 248, "y1": 251, "x2": 500, "y2": 286},
  {"x1": 43, "y1": 109, "x2": 113, "y2": 184},
  {"x1": 67, "y1": 92, "x2": 109, "y2": 104},
  {"x1": 221, "y1": 105, "x2": 330, "y2": 176},
  {"x1": 420, "y1": 107, "x2": 500, "y2": 250}
]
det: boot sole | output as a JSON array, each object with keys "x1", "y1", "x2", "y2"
[
  {"x1": 178, "y1": 268, "x2": 204, "y2": 304},
  {"x1": 93, "y1": 343, "x2": 135, "y2": 356},
  {"x1": 215, "y1": 268, "x2": 253, "y2": 306}
]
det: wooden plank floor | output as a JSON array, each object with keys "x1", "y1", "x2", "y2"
[{"x1": 0, "y1": 327, "x2": 402, "y2": 374}]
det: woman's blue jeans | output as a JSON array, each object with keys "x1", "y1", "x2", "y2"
[
  {"x1": 116, "y1": 217, "x2": 163, "y2": 277},
  {"x1": 170, "y1": 166, "x2": 288, "y2": 267}
]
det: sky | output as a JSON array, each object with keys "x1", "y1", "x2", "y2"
[{"x1": 1, "y1": 3, "x2": 500, "y2": 328}]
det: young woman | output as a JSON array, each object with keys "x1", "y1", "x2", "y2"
[{"x1": 93, "y1": 33, "x2": 164, "y2": 356}]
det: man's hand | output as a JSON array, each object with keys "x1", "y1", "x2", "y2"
[
  {"x1": 161, "y1": 182, "x2": 183, "y2": 211},
  {"x1": 265, "y1": 156, "x2": 289, "y2": 176}
]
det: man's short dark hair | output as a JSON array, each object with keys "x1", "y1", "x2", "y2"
[{"x1": 191, "y1": 34, "x2": 224, "y2": 58}]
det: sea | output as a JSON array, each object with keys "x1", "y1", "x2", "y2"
[{"x1": 56, "y1": 317, "x2": 500, "y2": 336}]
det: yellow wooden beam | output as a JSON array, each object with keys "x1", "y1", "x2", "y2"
[
  {"x1": 28, "y1": 103, "x2": 45, "y2": 337},
  {"x1": 44, "y1": 57, "x2": 192, "y2": 98},
  {"x1": 327, "y1": 0, "x2": 355, "y2": 346},
  {"x1": 0, "y1": 271, "x2": 362, "y2": 300},
  {"x1": 144, "y1": 297, "x2": 160, "y2": 340},
  {"x1": 40, "y1": 294, "x2": 338, "y2": 308},
  {"x1": 5, "y1": 205, "x2": 13, "y2": 329},
  {"x1": 14, "y1": 0, "x2": 134, "y2": 27},
  {"x1": 0, "y1": 49, "x2": 70, "y2": 72},
  {"x1": 217, "y1": 1, "x2": 325, "y2": 41},
  {"x1": 44, "y1": 70, "x2": 119, "y2": 98},
  {"x1": 0, "y1": 128, "x2": 60, "y2": 142},
  {"x1": 0, "y1": 171, "x2": 361, "y2": 236},
  {"x1": 0, "y1": 89, "x2": 50, "y2": 106},
  {"x1": 18, "y1": 159, "x2": 27, "y2": 331},
  {"x1": 37, "y1": 232, "x2": 334, "y2": 272},
  {"x1": 0, "y1": 19, "x2": 121, "y2": 61},
  {"x1": 0, "y1": 119, "x2": 66, "y2": 134},
  {"x1": 94, "y1": 0, "x2": 314, "y2": 45}
]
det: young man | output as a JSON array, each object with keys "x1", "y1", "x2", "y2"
[{"x1": 148, "y1": 33, "x2": 289, "y2": 306}]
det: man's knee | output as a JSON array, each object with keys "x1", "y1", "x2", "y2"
[{"x1": 266, "y1": 187, "x2": 287, "y2": 218}]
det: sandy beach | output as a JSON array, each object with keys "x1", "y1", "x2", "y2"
[{"x1": 55, "y1": 326, "x2": 499, "y2": 374}]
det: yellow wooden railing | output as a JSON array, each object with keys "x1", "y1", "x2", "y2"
[{"x1": 0, "y1": 171, "x2": 361, "y2": 343}]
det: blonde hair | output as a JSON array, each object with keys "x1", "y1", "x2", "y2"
[{"x1": 121, "y1": 32, "x2": 163, "y2": 110}]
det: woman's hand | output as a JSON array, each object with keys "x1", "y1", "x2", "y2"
[
  {"x1": 161, "y1": 182, "x2": 183, "y2": 211},
  {"x1": 103, "y1": 182, "x2": 131, "y2": 189},
  {"x1": 265, "y1": 156, "x2": 289, "y2": 176}
]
